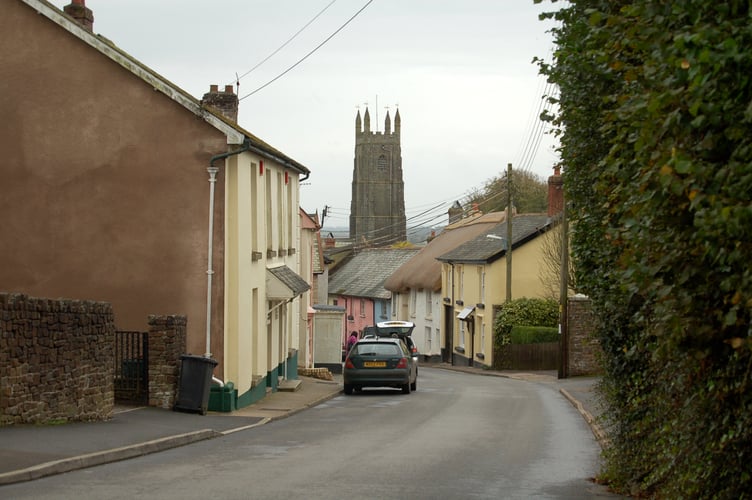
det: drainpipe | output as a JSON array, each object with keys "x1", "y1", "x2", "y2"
[{"x1": 205, "y1": 141, "x2": 250, "y2": 359}]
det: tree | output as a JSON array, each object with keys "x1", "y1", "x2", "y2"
[
  {"x1": 537, "y1": 219, "x2": 576, "y2": 300},
  {"x1": 465, "y1": 168, "x2": 549, "y2": 214}
]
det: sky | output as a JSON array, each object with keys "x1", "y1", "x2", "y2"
[{"x1": 50, "y1": 0, "x2": 560, "y2": 230}]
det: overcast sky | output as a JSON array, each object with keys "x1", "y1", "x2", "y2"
[{"x1": 51, "y1": 0, "x2": 560, "y2": 230}]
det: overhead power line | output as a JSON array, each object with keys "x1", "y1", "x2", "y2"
[
  {"x1": 229, "y1": 0, "x2": 338, "y2": 88},
  {"x1": 238, "y1": 0, "x2": 374, "y2": 100}
]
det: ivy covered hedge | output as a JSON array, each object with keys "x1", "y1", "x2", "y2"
[{"x1": 537, "y1": 0, "x2": 752, "y2": 497}]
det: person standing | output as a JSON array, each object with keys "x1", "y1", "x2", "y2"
[{"x1": 347, "y1": 331, "x2": 358, "y2": 353}]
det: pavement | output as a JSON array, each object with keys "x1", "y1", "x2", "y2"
[{"x1": 0, "y1": 364, "x2": 604, "y2": 486}]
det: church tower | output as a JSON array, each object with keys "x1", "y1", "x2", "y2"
[{"x1": 350, "y1": 107, "x2": 407, "y2": 246}]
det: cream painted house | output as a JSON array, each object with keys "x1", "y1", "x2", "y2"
[
  {"x1": 384, "y1": 211, "x2": 510, "y2": 362},
  {"x1": 437, "y1": 214, "x2": 554, "y2": 368},
  {"x1": 298, "y1": 209, "x2": 327, "y2": 369},
  {"x1": 222, "y1": 144, "x2": 311, "y2": 407}
]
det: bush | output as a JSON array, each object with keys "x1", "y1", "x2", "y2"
[
  {"x1": 509, "y1": 326, "x2": 559, "y2": 344},
  {"x1": 493, "y1": 298, "x2": 558, "y2": 350}
]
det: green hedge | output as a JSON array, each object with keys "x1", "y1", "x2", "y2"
[
  {"x1": 538, "y1": 1, "x2": 752, "y2": 497},
  {"x1": 509, "y1": 326, "x2": 559, "y2": 344},
  {"x1": 493, "y1": 298, "x2": 559, "y2": 369}
]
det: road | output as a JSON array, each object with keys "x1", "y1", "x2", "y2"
[{"x1": 1, "y1": 368, "x2": 622, "y2": 499}]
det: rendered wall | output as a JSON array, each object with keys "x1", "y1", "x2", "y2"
[{"x1": 1, "y1": 1, "x2": 229, "y2": 374}]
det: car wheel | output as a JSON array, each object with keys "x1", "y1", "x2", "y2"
[
  {"x1": 344, "y1": 384, "x2": 353, "y2": 395},
  {"x1": 402, "y1": 382, "x2": 411, "y2": 394},
  {"x1": 410, "y1": 378, "x2": 417, "y2": 391}
]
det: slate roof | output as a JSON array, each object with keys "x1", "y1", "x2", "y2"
[
  {"x1": 383, "y1": 211, "x2": 510, "y2": 293},
  {"x1": 437, "y1": 213, "x2": 552, "y2": 264},
  {"x1": 268, "y1": 265, "x2": 311, "y2": 296},
  {"x1": 328, "y1": 248, "x2": 421, "y2": 300}
]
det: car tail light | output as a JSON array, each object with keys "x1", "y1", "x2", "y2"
[
  {"x1": 345, "y1": 359, "x2": 355, "y2": 369},
  {"x1": 411, "y1": 346, "x2": 417, "y2": 354},
  {"x1": 396, "y1": 357, "x2": 408, "y2": 369}
]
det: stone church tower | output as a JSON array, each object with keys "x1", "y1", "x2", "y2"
[{"x1": 349, "y1": 107, "x2": 407, "y2": 246}]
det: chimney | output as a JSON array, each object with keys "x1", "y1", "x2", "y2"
[
  {"x1": 547, "y1": 165, "x2": 564, "y2": 216},
  {"x1": 201, "y1": 84, "x2": 238, "y2": 122},
  {"x1": 64, "y1": 0, "x2": 94, "y2": 32},
  {"x1": 448, "y1": 201, "x2": 463, "y2": 224}
]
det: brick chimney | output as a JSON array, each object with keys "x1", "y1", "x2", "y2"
[
  {"x1": 201, "y1": 84, "x2": 238, "y2": 122},
  {"x1": 64, "y1": 0, "x2": 94, "y2": 32},
  {"x1": 547, "y1": 165, "x2": 564, "y2": 216}
]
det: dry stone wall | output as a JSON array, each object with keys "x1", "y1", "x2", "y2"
[
  {"x1": 0, "y1": 293, "x2": 114, "y2": 425},
  {"x1": 147, "y1": 315, "x2": 186, "y2": 409}
]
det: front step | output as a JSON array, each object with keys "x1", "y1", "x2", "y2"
[{"x1": 277, "y1": 379, "x2": 302, "y2": 392}]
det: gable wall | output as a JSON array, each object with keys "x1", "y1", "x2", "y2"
[{"x1": 1, "y1": 2, "x2": 229, "y2": 362}]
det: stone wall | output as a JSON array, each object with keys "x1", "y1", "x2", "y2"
[
  {"x1": 147, "y1": 315, "x2": 186, "y2": 409},
  {"x1": 567, "y1": 295, "x2": 602, "y2": 376},
  {"x1": 0, "y1": 293, "x2": 114, "y2": 425}
]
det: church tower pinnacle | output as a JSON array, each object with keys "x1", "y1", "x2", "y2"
[{"x1": 350, "y1": 105, "x2": 406, "y2": 246}]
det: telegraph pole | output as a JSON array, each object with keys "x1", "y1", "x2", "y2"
[
  {"x1": 558, "y1": 195, "x2": 569, "y2": 379},
  {"x1": 506, "y1": 163, "x2": 513, "y2": 303}
]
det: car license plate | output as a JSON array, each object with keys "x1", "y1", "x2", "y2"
[{"x1": 363, "y1": 361, "x2": 386, "y2": 368}]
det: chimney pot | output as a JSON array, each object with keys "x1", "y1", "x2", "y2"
[{"x1": 202, "y1": 83, "x2": 239, "y2": 122}]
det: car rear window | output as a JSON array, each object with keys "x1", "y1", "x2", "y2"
[{"x1": 353, "y1": 343, "x2": 401, "y2": 356}]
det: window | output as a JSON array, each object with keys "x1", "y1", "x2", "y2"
[
  {"x1": 425, "y1": 326, "x2": 431, "y2": 352},
  {"x1": 360, "y1": 298, "x2": 366, "y2": 317},
  {"x1": 410, "y1": 289, "x2": 417, "y2": 317},
  {"x1": 480, "y1": 267, "x2": 486, "y2": 304},
  {"x1": 251, "y1": 162, "x2": 258, "y2": 251},
  {"x1": 265, "y1": 173, "x2": 272, "y2": 249},
  {"x1": 425, "y1": 290, "x2": 432, "y2": 317},
  {"x1": 277, "y1": 171, "x2": 284, "y2": 250},
  {"x1": 380, "y1": 300, "x2": 387, "y2": 319},
  {"x1": 286, "y1": 174, "x2": 293, "y2": 247},
  {"x1": 377, "y1": 155, "x2": 388, "y2": 170},
  {"x1": 458, "y1": 265, "x2": 464, "y2": 302},
  {"x1": 354, "y1": 343, "x2": 400, "y2": 356},
  {"x1": 480, "y1": 322, "x2": 486, "y2": 354}
]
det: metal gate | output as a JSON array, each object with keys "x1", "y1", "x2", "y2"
[{"x1": 114, "y1": 331, "x2": 148, "y2": 403}]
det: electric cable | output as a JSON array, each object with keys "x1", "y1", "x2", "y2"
[
  {"x1": 228, "y1": 0, "x2": 338, "y2": 87},
  {"x1": 239, "y1": 0, "x2": 374, "y2": 100}
]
